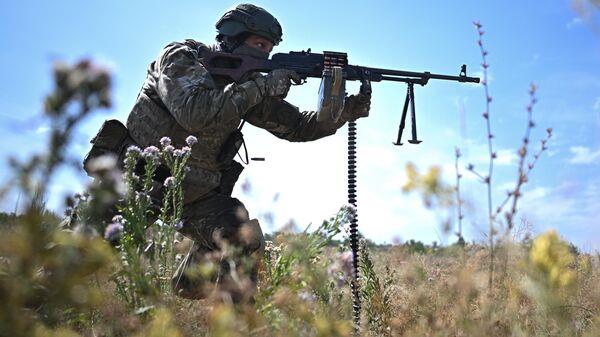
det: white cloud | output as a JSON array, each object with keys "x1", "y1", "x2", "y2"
[
  {"x1": 91, "y1": 53, "x2": 118, "y2": 72},
  {"x1": 35, "y1": 125, "x2": 50, "y2": 134},
  {"x1": 519, "y1": 180, "x2": 600, "y2": 252},
  {"x1": 465, "y1": 143, "x2": 518, "y2": 167},
  {"x1": 594, "y1": 97, "x2": 600, "y2": 111},
  {"x1": 568, "y1": 146, "x2": 600, "y2": 164},
  {"x1": 567, "y1": 17, "x2": 583, "y2": 29},
  {"x1": 495, "y1": 149, "x2": 518, "y2": 165}
]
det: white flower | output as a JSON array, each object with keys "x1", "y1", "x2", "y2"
[
  {"x1": 173, "y1": 149, "x2": 183, "y2": 157},
  {"x1": 182, "y1": 146, "x2": 191, "y2": 154},
  {"x1": 160, "y1": 136, "x2": 172, "y2": 147},
  {"x1": 111, "y1": 215, "x2": 124, "y2": 224},
  {"x1": 164, "y1": 145, "x2": 174, "y2": 153},
  {"x1": 185, "y1": 135, "x2": 198, "y2": 146},
  {"x1": 163, "y1": 176, "x2": 175, "y2": 187}
]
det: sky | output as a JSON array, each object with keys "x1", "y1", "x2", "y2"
[{"x1": 0, "y1": 1, "x2": 599, "y2": 251}]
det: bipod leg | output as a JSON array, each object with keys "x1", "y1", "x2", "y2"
[
  {"x1": 407, "y1": 83, "x2": 422, "y2": 144},
  {"x1": 394, "y1": 85, "x2": 411, "y2": 146}
]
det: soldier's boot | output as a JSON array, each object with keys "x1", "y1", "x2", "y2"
[
  {"x1": 214, "y1": 218, "x2": 264, "y2": 304},
  {"x1": 171, "y1": 243, "x2": 214, "y2": 300},
  {"x1": 171, "y1": 218, "x2": 265, "y2": 303}
]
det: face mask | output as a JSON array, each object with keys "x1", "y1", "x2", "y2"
[{"x1": 232, "y1": 43, "x2": 270, "y2": 60}]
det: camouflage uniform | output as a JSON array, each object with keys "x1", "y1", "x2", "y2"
[{"x1": 125, "y1": 39, "x2": 348, "y2": 298}]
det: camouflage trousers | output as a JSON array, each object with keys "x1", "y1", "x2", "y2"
[{"x1": 171, "y1": 190, "x2": 265, "y2": 302}]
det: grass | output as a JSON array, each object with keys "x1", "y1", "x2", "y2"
[{"x1": 0, "y1": 24, "x2": 599, "y2": 337}]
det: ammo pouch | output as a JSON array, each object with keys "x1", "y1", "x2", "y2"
[
  {"x1": 217, "y1": 160, "x2": 244, "y2": 196},
  {"x1": 83, "y1": 119, "x2": 135, "y2": 175},
  {"x1": 83, "y1": 119, "x2": 172, "y2": 183},
  {"x1": 217, "y1": 129, "x2": 245, "y2": 165}
]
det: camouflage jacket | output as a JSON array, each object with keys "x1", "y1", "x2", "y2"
[{"x1": 126, "y1": 39, "x2": 345, "y2": 203}]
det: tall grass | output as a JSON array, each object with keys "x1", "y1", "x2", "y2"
[{"x1": 0, "y1": 28, "x2": 598, "y2": 337}]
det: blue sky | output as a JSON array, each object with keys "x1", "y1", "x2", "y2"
[{"x1": 1, "y1": 1, "x2": 599, "y2": 250}]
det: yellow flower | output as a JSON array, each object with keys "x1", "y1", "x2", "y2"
[{"x1": 529, "y1": 230, "x2": 575, "y2": 288}]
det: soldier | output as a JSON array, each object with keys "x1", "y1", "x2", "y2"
[{"x1": 97, "y1": 3, "x2": 371, "y2": 302}]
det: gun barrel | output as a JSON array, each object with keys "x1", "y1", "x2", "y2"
[{"x1": 350, "y1": 65, "x2": 480, "y2": 84}]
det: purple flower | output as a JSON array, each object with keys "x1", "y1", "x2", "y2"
[
  {"x1": 298, "y1": 290, "x2": 317, "y2": 303},
  {"x1": 143, "y1": 145, "x2": 159, "y2": 156},
  {"x1": 185, "y1": 135, "x2": 198, "y2": 146},
  {"x1": 182, "y1": 146, "x2": 191, "y2": 155},
  {"x1": 160, "y1": 136, "x2": 171, "y2": 147},
  {"x1": 104, "y1": 223, "x2": 124, "y2": 241},
  {"x1": 163, "y1": 176, "x2": 175, "y2": 187},
  {"x1": 164, "y1": 145, "x2": 174, "y2": 153},
  {"x1": 173, "y1": 221, "x2": 183, "y2": 230},
  {"x1": 327, "y1": 251, "x2": 354, "y2": 288},
  {"x1": 127, "y1": 145, "x2": 141, "y2": 155},
  {"x1": 173, "y1": 149, "x2": 183, "y2": 157}
]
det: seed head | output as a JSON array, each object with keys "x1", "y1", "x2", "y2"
[
  {"x1": 185, "y1": 135, "x2": 198, "y2": 146},
  {"x1": 164, "y1": 176, "x2": 175, "y2": 188}
]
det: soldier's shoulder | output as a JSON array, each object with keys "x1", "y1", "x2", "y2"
[
  {"x1": 162, "y1": 39, "x2": 210, "y2": 55},
  {"x1": 158, "y1": 39, "x2": 211, "y2": 63}
]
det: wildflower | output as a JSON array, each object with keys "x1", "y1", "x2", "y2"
[
  {"x1": 182, "y1": 146, "x2": 191, "y2": 155},
  {"x1": 173, "y1": 221, "x2": 183, "y2": 230},
  {"x1": 160, "y1": 136, "x2": 171, "y2": 147},
  {"x1": 185, "y1": 135, "x2": 198, "y2": 146},
  {"x1": 298, "y1": 290, "x2": 317, "y2": 303},
  {"x1": 264, "y1": 240, "x2": 281, "y2": 256},
  {"x1": 529, "y1": 230, "x2": 576, "y2": 288},
  {"x1": 104, "y1": 223, "x2": 124, "y2": 241},
  {"x1": 164, "y1": 176, "x2": 175, "y2": 188},
  {"x1": 173, "y1": 149, "x2": 183, "y2": 157},
  {"x1": 164, "y1": 145, "x2": 174, "y2": 153},
  {"x1": 127, "y1": 145, "x2": 141, "y2": 155},
  {"x1": 143, "y1": 145, "x2": 160, "y2": 157},
  {"x1": 327, "y1": 251, "x2": 353, "y2": 287},
  {"x1": 112, "y1": 215, "x2": 124, "y2": 224}
]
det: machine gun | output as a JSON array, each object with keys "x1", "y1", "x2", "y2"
[
  {"x1": 203, "y1": 48, "x2": 480, "y2": 332},
  {"x1": 202, "y1": 49, "x2": 480, "y2": 145}
]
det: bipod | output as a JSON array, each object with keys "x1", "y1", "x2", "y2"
[{"x1": 394, "y1": 82, "x2": 423, "y2": 146}]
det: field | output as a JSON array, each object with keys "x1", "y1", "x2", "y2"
[
  {"x1": 1, "y1": 204, "x2": 599, "y2": 336},
  {"x1": 1, "y1": 23, "x2": 599, "y2": 337}
]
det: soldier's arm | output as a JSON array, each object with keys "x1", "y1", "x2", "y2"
[
  {"x1": 244, "y1": 98, "x2": 346, "y2": 142},
  {"x1": 155, "y1": 41, "x2": 264, "y2": 132}
]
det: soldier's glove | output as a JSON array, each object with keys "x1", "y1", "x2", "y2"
[
  {"x1": 341, "y1": 93, "x2": 371, "y2": 122},
  {"x1": 254, "y1": 69, "x2": 301, "y2": 99}
]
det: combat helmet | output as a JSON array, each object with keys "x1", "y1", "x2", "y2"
[{"x1": 216, "y1": 4, "x2": 282, "y2": 46}]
